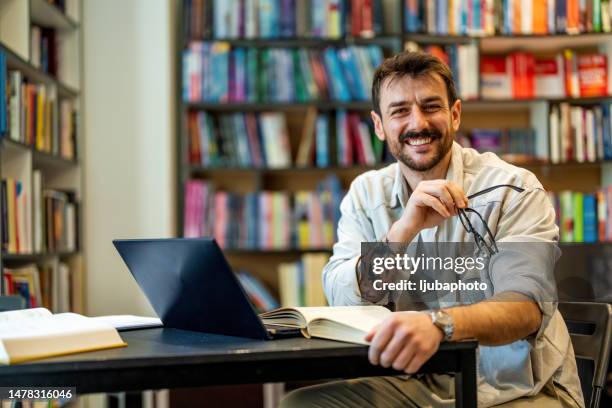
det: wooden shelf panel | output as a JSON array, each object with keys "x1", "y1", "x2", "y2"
[
  {"x1": 2, "y1": 251, "x2": 80, "y2": 262},
  {"x1": 0, "y1": 41, "x2": 79, "y2": 97},
  {"x1": 3, "y1": 139, "x2": 78, "y2": 168},
  {"x1": 30, "y1": 0, "x2": 78, "y2": 30},
  {"x1": 186, "y1": 36, "x2": 400, "y2": 48}
]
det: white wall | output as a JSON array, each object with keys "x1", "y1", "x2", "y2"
[{"x1": 83, "y1": 0, "x2": 175, "y2": 316}]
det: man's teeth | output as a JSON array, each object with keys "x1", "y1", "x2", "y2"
[{"x1": 406, "y1": 137, "x2": 432, "y2": 146}]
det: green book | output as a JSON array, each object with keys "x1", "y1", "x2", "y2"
[
  {"x1": 594, "y1": 0, "x2": 602, "y2": 32},
  {"x1": 292, "y1": 49, "x2": 306, "y2": 102},
  {"x1": 573, "y1": 192, "x2": 584, "y2": 243}
]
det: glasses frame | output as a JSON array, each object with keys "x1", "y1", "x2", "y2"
[{"x1": 458, "y1": 184, "x2": 525, "y2": 256}]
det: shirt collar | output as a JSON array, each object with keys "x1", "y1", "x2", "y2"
[{"x1": 391, "y1": 141, "x2": 464, "y2": 208}]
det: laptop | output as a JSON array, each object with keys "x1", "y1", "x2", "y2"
[{"x1": 113, "y1": 238, "x2": 300, "y2": 340}]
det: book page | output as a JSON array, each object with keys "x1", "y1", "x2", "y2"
[
  {"x1": 91, "y1": 315, "x2": 163, "y2": 330},
  {"x1": 293, "y1": 306, "x2": 391, "y2": 327},
  {"x1": 0, "y1": 307, "x2": 52, "y2": 322},
  {"x1": 0, "y1": 313, "x2": 115, "y2": 339}
]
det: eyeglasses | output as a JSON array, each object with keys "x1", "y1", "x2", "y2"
[{"x1": 458, "y1": 184, "x2": 525, "y2": 256}]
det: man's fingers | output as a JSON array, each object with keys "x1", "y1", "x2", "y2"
[
  {"x1": 418, "y1": 193, "x2": 451, "y2": 218},
  {"x1": 418, "y1": 184, "x2": 456, "y2": 213},
  {"x1": 368, "y1": 323, "x2": 394, "y2": 365},
  {"x1": 445, "y1": 182, "x2": 468, "y2": 208},
  {"x1": 379, "y1": 329, "x2": 411, "y2": 368},
  {"x1": 404, "y1": 350, "x2": 433, "y2": 374},
  {"x1": 365, "y1": 324, "x2": 380, "y2": 342},
  {"x1": 391, "y1": 344, "x2": 416, "y2": 371}
]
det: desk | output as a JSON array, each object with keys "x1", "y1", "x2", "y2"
[{"x1": 1, "y1": 328, "x2": 478, "y2": 407}]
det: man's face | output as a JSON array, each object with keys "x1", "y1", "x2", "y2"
[{"x1": 371, "y1": 73, "x2": 461, "y2": 172}]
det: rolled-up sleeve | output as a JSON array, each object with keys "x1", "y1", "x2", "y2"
[
  {"x1": 491, "y1": 187, "x2": 561, "y2": 341},
  {"x1": 322, "y1": 184, "x2": 376, "y2": 306}
]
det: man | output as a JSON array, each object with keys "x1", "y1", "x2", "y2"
[{"x1": 281, "y1": 52, "x2": 584, "y2": 407}]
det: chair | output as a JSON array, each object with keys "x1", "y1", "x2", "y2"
[
  {"x1": 0, "y1": 295, "x2": 26, "y2": 312},
  {"x1": 558, "y1": 302, "x2": 612, "y2": 408}
]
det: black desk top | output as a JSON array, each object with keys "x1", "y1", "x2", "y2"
[{"x1": 1, "y1": 328, "x2": 477, "y2": 393}]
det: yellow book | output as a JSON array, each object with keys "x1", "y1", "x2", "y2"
[
  {"x1": 0, "y1": 308, "x2": 126, "y2": 365},
  {"x1": 302, "y1": 253, "x2": 329, "y2": 306},
  {"x1": 36, "y1": 86, "x2": 45, "y2": 151}
]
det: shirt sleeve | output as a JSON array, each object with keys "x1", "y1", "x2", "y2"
[
  {"x1": 490, "y1": 187, "x2": 561, "y2": 342},
  {"x1": 322, "y1": 184, "x2": 376, "y2": 306}
]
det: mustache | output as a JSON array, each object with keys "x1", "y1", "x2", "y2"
[{"x1": 399, "y1": 129, "x2": 442, "y2": 143}]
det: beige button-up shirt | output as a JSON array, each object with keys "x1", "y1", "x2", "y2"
[{"x1": 322, "y1": 142, "x2": 584, "y2": 407}]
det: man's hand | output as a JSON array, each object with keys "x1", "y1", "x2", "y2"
[
  {"x1": 365, "y1": 312, "x2": 444, "y2": 374},
  {"x1": 387, "y1": 180, "x2": 468, "y2": 242}
]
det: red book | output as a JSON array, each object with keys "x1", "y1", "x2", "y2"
[
  {"x1": 348, "y1": 113, "x2": 366, "y2": 164},
  {"x1": 511, "y1": 52, "x2": 535, "y2": 99},
  {"x1": 351, "y1": 0, "x2": 363, "y2": 36},
  {"x1": 361, "y1": 0, "x2": 373, "y2": 37},
  {"x1": 577, "y1": 54, "x2": 608, "y2": 97}
]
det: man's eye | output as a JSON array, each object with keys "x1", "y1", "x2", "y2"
[
  {"x1": 423, "y1": 105, "x2": 441, "y2": 112},
  {"x1": 392, "y1": 108, "x2": 408, "y2": 115}
]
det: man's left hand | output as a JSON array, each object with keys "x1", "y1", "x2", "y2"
[{"x1": 365, "y1": 312, "x2": 444, "y2": 374}]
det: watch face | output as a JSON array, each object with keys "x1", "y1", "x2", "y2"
[{"x1": 435, "y1": 311, "x2": 452, "y2": 326}]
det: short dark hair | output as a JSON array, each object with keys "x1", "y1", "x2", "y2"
[{"x1": 371, "y1": 51, "x2": 458, "y2": 116}]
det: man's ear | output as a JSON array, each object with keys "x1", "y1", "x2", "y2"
[
  {"x1": 371, "y1": 110, "x2": 386, "y2": 141},
  {"x1": 450, "y1": 99, "x2": 462, "y2": 132}
]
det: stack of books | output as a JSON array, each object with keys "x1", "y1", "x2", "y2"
[
  {"x1": 458, "y1": 127, "x2": 538, "y2": 162},
  {"x1": 548, "y1": 103, "x2": 612, "y2": 163},
  {"x1": 185, "y1": 0, "x2": 386, "y2": 39},
  {"x1": 404, "y1": 0, "x2": 612, "y2": 35},
  {"x1": 481, "y1": 50, "x2": 608, "y2": 100},
  {"x1": 278, "y1": 252, "x2": 329, "y2": 307},
  {"x1": 183, "y1": 175, "x2": 343, "y2": 249},
  {"x1": 182, "y1": 42, "x2": 384, "y2": 103}
]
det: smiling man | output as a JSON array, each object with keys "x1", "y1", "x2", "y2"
[{"x1": 280, "y1": 52, "x2": 584, "y2": 407}]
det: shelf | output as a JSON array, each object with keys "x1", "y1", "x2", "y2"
[
  {"x1": 2, "y1": 138, "x2": 79, "y2": 168},
  {"x1": 30, "y1": 0, "x2": 79, "y2": 30},
  {"x1": 186, "y1": 101, "x2": 373, "y2": 111},
  {"x1": 403, "y1": 32, "x2": 612, "y2": 52},
  {"x1": 186, "y1": 96, "x2": 612, "y2": 112},
  {"x1": 2, "y1": 251, "x2": 79, "y2": 262},
  {"x1": 184, "y1": 36, "x2": 400, "y2": 48},
  {"x1": 189, "y1": 161, "x2": 612, "y2": 175},
  {"x1": 0, "y1": 41, "x2": 79, "y2": 98}
]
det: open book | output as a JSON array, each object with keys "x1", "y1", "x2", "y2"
[
  {"x1": 0, "y1": 308, "x2": 127, "y2": 364},
  {"x1": 260, "y1": 306, "x2": 392, "y2": 345}
]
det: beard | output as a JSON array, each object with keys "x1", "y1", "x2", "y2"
[{"x1": 388, "y1": 128, "x2": 453, "y2": 172}]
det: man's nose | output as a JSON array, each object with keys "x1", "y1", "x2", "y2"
[{"x1": 407, "y1": 107, "x2": 428, "y2": 132}]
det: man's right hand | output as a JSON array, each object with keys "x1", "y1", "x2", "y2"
[{"x1": 386, "y1": 180, "x2": 468, "y2": 242}]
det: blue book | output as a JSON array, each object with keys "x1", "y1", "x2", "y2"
[
  {"x1": 556, "y1": 0, "x2": 567, "y2": 33},
  {"x1": 602, "y1": 104, "x2": 612, "y2": 159},
  {"x1": 232, "y1": 47, "x2": 246, "y2": 102},
  {"x1": 367, "y1": 45, "x2": 384, "y2": 70},
  {"x1": 502, "y1": 0, "x2": 511, "y2": 34},
  {"x1": 258, "y1": 0, "x2": 278, "y2": 38},
  {"x1": 323, "y1": 49, "x2": 351, "y2": 101},
  {"x1": 316, "y1": 114, "x2": 330, "y2": 167},
  {"x1": 337, "y1": 48, "x2": 366, "y2": 100},
  {"x1": 336, "y1": 110, "x2": 348, "y2": 164},
  {"x1": 405, "y1": 0, "x2": 422, "y2": 32},
  {"x1": 583, "y1": 194, "x2": 598, "y2": 243},
  {"x1": 436, "y1": 0, "x2": 448, "y2": 34},
  {"x1": 246, "y1": 48, "x2": 259, "y2": 102},
  {"x1": 280, "y1": 0, "x2": 296, "y2": 37},
  {"x1": 311, "y1": 0, "x2": 326, "y2": 37},
  {"x1": 208, "y1": 42, "x2": 230, "y2": 102}
]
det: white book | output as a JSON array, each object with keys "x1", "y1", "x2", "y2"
[
  {"x1": 30, "y1": 26, "x2": 41, "y2": 68},
  {"x1": 595, "y1": 106, "x2": 604, "y2": 161},
  {"x1": 547, "y1": 0, "x2": 556, "y2": 33},
  {"x1": 260, "y1": 306, "x2": 394, "y2": 345},
  {"x1": 549, "y1": 105, "x2": 560, "y2": 163},
  {"x1": 91, "y1": 315, "x2": 163, "y2": 331},
  {"x1": 244, "y1": 0, "x2": 258, "y2": 38},
  {"x1": 0, "y1": 308, "x2": 125, "y2": 365},
  {"x1": 521, "y1": 0, "x2": 533, "y2": 34},
  {"x1": 585, "y1": 109, "x2": 596, "y2": 163},
  {"x1": 9, "y1": 71, "x2": 21, "y2": 142},
  {"x1": 572, "y1": 107, "x2": 585, "y2": 163},
  {"x1": 357, "y1": 122, "x2": 376, "y2": 165}
]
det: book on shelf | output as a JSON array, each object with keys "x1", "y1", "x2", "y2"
[
  {"x1": 183, "y1": 175, "x2": 343, "y2": 249},
  {"x1": 41, "y1": 188, "x2": 78, "y2": 253},
  {"x1": 3, "y1": 261, "x2": 77, "y2": 313},
  {"x1": 30, "y1": 25, "x2": 58, "y2": 77},
  {"x1": 182, "y1": 42, "x2": 384, "y2": 103},
  {"x1": 260, "y1": 305, "x2": 391, "y2": 344},
  {"x1": 0, "y1": 50, "x2": 7, "y2": 137},
  {"x1": 404, "y1": 41, "x2": 478, "y2": 100},
  {"x1": 548, "y1": 186, "x2": 612, "y2": 242},
  {"x1": 1, "y1": 178, "x2": 32, "y2": 254},
  {"x1": 457, "y1": 127, "x2": 538, "y2": 163},
  {"x1": 278, "y1": 252, "x2": 329, "y2": 307},
  {"x1": 0, "y1": 307, "x2": 126, "y2": 365},
  {"x1": 403, "y1": 0, "x2": 612, "y2": 35},
  {"x1": 185, "y1": 0, "x2": 385, "y2": 40},
  {"x1": 480, "y1": 50, "x2": 608, "y2": 100},
  {"x1": 236, "y1": 270, "x2": 280, "y2": 312},
  {"x1": 548, "y1": 102, "x2": 612, "y2": 163}
]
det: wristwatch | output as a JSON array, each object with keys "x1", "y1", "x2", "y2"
[{"x1": 430, "y1": 309, "x2": 454, "y2": 341}]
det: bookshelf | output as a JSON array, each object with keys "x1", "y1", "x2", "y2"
[
  {"x1": 176, "y1": 1, "x2": 612, "y2": 300},
  {"x1": 0, "y1": 0, "x2": 83, "y2": 314}
]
